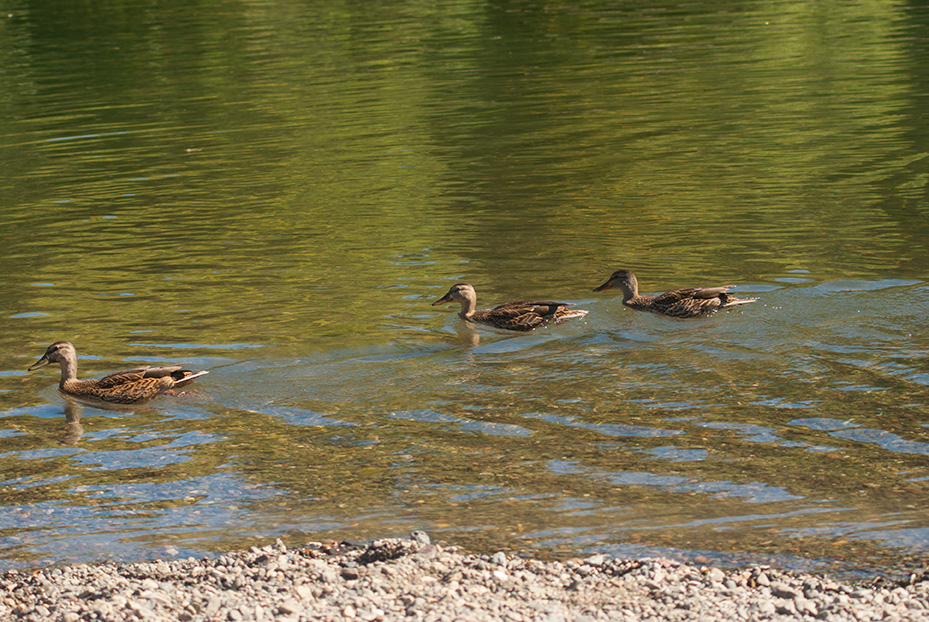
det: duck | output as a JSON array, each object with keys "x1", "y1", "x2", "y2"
[
  {"x1": 28, "y1": 341, "x2": 209, "y2": 404},
  {"x1": 432, "y1": 283, "x2": 588, "y2": 332},
  {"x1": 592, "y1": 269, "x2": 757, "y2": 318}
]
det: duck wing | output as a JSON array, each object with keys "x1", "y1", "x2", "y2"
[
  {"x1": 475, "y1": 304, "x2": 541, "y2": 331},
  {"x1": 94, "y1": 365, "x2": 186, "y2": 388},
  {"x1": 629, "y1": 284, "x2": 753, "y2": 318},
  {"x1": 691, "y1": 286, "x2": 733, "y2": 299},
  {"x1": 644, "y1": 288, "x2": 722, "y2": 317},
  {"x1": 493, "y1": 300, "x2": 572, "y2": 315},
  {"x1": 140, "y1": 365, "x2": 187, "y2": 378},
  {"x1": 480, "y1": 301, "x2": 573, "y2": 331},
  {"x1": 650, "y1": 287, "x2": 724, "y2": 305},
  {"x1": 93, "y1": 367, "x2": 151, "y2": 388}
]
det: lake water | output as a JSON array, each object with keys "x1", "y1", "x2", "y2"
[{"x1": 2, "y1": 0, "x2": 929, "y2": 579}]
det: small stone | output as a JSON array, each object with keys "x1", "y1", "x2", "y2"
[
  {"x1": 343, "y1": 604, "x2": 357, "y2": 618},
  {"x1": 794, "y1": 596, "x2": 817, "y2": 616},
  {"x1": 753, "y1": 601, "x2": 776, "y2": 616},
  {"x1": 584, "y1": 554, "x2": 605, "y2": 566},
  {"x1": 278, "y1": 600, "x2": 301, "y2": 615},
  {"x1": 771, "y1": 582, "x2": 800, "y2": 599},
  {"x1": 206, "y1": 596, "x2": 222, "y2": 615},
  {"x1": 492, "y1": 552, "x2": 507, "y2": 566},
  {"x1": 775, "y1": 601, "x2": 796, "y2": 615}
]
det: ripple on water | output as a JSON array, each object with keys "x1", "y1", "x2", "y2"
[
  {"x1": 388, "y1": 409, "x2": 533, "y2": 437},
  {"x1": 548, "y1": 460, "x2": 805, "y2": 504},
  {"x1": 0, "y1": 447, "x2": 82, "y2": 461},
  {"x1": 522, "y1": 413, "x2": 682, "y2": 438},
  {"x1": 128, "y1": 342, "x2": 265, "y2": 350},
  {"x1": 446, "y1": 484, "x2": 520, "y2": 503},
  {"x1": 810, "y1": 279, "x2": 922, "y2": 292},
  {"x1": 65, "y1": 431, "x2": 219, "y2": 470},
  {"x1": 789, "y1": 418, "x2": 860, "y2": 431},
  {"x1": 0, "y1": 473, "x2": 286, "y2": 570},
  {"x1": 641, "y1": 446, "x2": 709, "y2": 462},
  {"x1": 829, "y1": 428, "x2": 929, "y2": 456},
  {"x1": 257, "y1": 406, "x2": 356, "y2": 428}
]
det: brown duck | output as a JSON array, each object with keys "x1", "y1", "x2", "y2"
[
  {"x1": 593, "y1": 269, "x2": 757, "y2": 318},
  {"x1": 28, "y1": 341, "x2": 209, "y2": 404},
  {"x1": 432, "y1": 283, "x2": 587, "y2": 331}
]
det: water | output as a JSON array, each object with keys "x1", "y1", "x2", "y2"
[{"x1": 1, "y1": 0, "x2": 929, "y2": 578}]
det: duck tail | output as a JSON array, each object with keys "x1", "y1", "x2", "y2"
[
  {"x1": 721, "y1": 296, "x2": 757, "y2": 308},
  {"x1": 172, "y1": 369, "x2": 210, "y2": 387}
]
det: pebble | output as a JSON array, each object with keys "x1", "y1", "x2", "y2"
[{"x1": 3, "y1": 536, "x2": 929, "y2": 621}]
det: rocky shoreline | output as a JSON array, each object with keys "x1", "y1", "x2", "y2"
[{"x1": 3, "y1": 534, "x2": 928, "y2": 621}]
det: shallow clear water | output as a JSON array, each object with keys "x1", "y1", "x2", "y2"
[{"x1": 2, "y1": 0, "x2": 929, "y2": 578}]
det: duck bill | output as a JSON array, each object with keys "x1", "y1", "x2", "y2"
[
  {"x1": 432, "y1": 294, "x2": 452, "y2": 306},
  {"x1": 592, "y1": 280, "x2": 614, "y2": 292},
  {"x1": 28, "y1": 355, "x2": 50, "y2": 371}
]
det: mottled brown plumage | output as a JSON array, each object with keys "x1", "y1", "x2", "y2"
[
  {"x1": 593, "y1": 269, "x2": 757, "y2": 318},
  {"x1": 432, "y1": 283, "x2": 587, "y2": 332},
  {"x1": 28, "y1": 341, "x2": 209, "y2": 404}
]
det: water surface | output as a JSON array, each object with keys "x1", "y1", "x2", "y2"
[{"x1": 2, "y1": 0, "x2": 929, "y2": 578}]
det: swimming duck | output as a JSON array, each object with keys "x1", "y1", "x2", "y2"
[
  {"x1": 432, "y1": 283, "x2": 587, "y2": 331},
  {"x1": 28, "y1": 341, "x2": 209, "y2": 404},
  {"x1": 593, "y1": 269, "x2": 757, "y2": 318}
]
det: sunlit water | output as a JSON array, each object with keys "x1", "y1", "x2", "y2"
[{"x1": 2, "y1": 1, "x2": 929, "y2": 579}]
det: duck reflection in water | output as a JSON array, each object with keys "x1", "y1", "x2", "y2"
[
  {"x1": 61, "y1": 399, "x2": 85, "y2": 445},
  {"x1": 454, "y1": 322, "x2": 481, "y2": 347}
]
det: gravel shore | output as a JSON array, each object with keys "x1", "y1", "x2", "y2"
[{"x1": 3, "y1": 534, "x2": 928, "y2": 621}]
